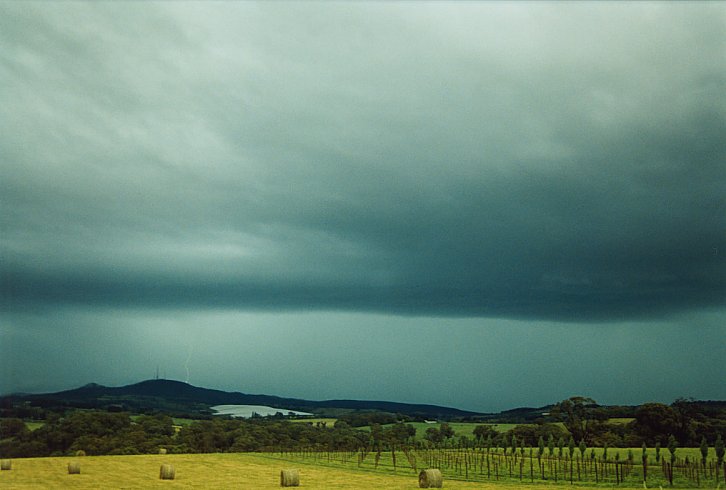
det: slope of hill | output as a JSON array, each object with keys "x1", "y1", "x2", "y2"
[{"x1": 2, "y1": 379, "x2": 486, "y2": 419}]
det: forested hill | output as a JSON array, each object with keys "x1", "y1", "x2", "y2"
[{"x1": 2, "y1": 379, "x2": 486, "y2": 419}]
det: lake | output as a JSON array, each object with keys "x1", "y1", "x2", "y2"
[{"x1": 211, "y1": 404, "x2": 312, "y2": 418}]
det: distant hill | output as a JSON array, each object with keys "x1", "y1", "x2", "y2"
[
  {"x1": 3, "y1": 380, "x2": 725, "y2": 427},
  {"x1": 2, "y1": 379, "x2": 487, "y2": 419}
]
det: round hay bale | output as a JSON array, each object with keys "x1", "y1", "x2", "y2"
[
  {"x1": 159, "y1": 463, "x2": 175, "y2": 480},
  {"x1": 419, "y1": 468, "x2": 443, "y2": 488},
  {"x1": 68, "y1": 461, "x2": 81, "y2": 474},
  {"x1": 280, "y1": 468, "x2": 300, "y2": 487},
  {"x1": 75, "y1": 450, "x2": 86, "y2": 457},
  {"x1": 1, "y1": 459, "x2": 11, "y2": 471},
  {"x1": 158, "y1": 447, "x2": 167, "y2": 455}
]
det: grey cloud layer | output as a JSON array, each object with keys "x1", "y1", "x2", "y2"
[
  {"x1": 3, "y1": 310, "x2": 725, "y2": 410},
  {"x1": 2, "y1": 2, "x2": 725, "y2": 319}
]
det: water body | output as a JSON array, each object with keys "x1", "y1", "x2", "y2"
[{"x1": 211, "y1": 404, "x2": 312, "y2": 418}]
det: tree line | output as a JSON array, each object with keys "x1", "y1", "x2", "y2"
[
  {"x1": 2, "y1": 397, "x2": 724, "y2": 459},
  {"x1": 0, "y1": 412, "x2": 404, "y2": 457}
]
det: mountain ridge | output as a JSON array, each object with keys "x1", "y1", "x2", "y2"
[{"x1": 4, "y1": 378, "x2": 488, "y2": 419}]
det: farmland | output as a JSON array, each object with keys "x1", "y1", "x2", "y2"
[
  {"x1": 360, "y1": 422, "x2": 519, "y2": 441},
  {"x1": 2, "y1": 394, "x2": 724, "y2": 488},
  {"x1": 0, "y1": 453, "x2": 513, "y2": 489},
  {"x1": 267, "y1": 446, "x2": 725, "y2": 488},
  {"x1": 2, "y1": 449, "x2": 723, "y2": 489}
]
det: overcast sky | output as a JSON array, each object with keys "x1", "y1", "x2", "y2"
[{"x1": 1, "y1": 1, "x2": 724, "y2": 413}]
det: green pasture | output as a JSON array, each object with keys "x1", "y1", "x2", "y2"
[
  {"x1": 289, "y1": 418, "x2": 338, "y2": 426},
  {"x1": 23, "y1": 422, "x2": 44, "y2": 432},
  {"x1": 360, "y1": 422, "x2": 525, "y2": 440},
  {"x1": 580, "y1": 446, "x2": 719, "y2": 462},
  {"x1": 269, "y1": 446, "x2": 725, "y2": 488}
]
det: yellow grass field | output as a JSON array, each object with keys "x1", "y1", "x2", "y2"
[{"x1": 0, "y1": 453, "x2": 608, "y2": 489}]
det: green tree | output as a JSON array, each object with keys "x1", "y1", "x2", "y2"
[
  {"x1": 655, "y1": 441, "x2": 661, "y2": 462},
  {"x1": 568, "y1": 436, "x2": 575, "y2": 459},
  {"x1": 547, "y1": 434, "x2": 555, "y2": 456},
  {"x1": 551, "y1": 396, "x2": 600, "y2": 443},
  {"x1": 715, "y1": 434, "x2": 724, "y2": 478},
  {"x1": 642, "y1": 442, "x2": 648, "y2": 483},
  {"x1": 0, "y1": 418, "x2": 28, "y2": 439},
  {"x1": 386, "y1": 423, "x2": 416, "y2": 447},
  {"x1": 699, "y1": 436, "x2": 708, "y2": 468},
  {"x1": 439, "y1": 423, "x2": 455, "y2": 440},
  {"x1": 667, "y1": 434, "x2": 677, "y2": 464},
  {"x1": 507, "y1": 422, "x2": 566, "y2": 446},
  {"x1": 671, "y1": 398, "x2": 697, "y2": 445},
  {"x1": 633, "y1": 403, "x2": 678, "y2": 444},
  {"x1": 424, "y1": 427, "x2": 442, "y2": 446},
  {"x1": 666, "y1": 435, "x2": 678, "y2": 486},
  {"x1": 538, "y1": 436, "x2": 545, "y2": 460},
  {"x1": 578, "y1": 439, "x2": 587, "y2": 460},
  {"x1": 136, "y1": 414, "x2": 174, "y2": 437},
  {"x1": 473, "y1": 425, "x2": 497, "y2": 444}
]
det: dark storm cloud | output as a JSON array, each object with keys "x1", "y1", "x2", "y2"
[
  {"x1": 2, "y1": 2, "x2": 725, "y2": 320},
  {"x1": 3, "y1": 310, "x2": 725, "y2": 410}
]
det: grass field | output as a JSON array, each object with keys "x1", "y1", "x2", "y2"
[
  {"x1": 360, "y1": 422, "x2": 520, "y2": 440},
  {"x1": 1, "y1": 449, "x2": 721, "y2": 489},
  {"x1": 23, "y1": 422, "x2": 44, "y2": 432},
  {"x1": 289, "y1": 418, "x2": 338, "y2": 425},
  {"x1": 0, "y1": 453, "x2": 587, "y2": 489},
  {"x1": 269, "y1": 446, "x2": 723, "y2": 489}
]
